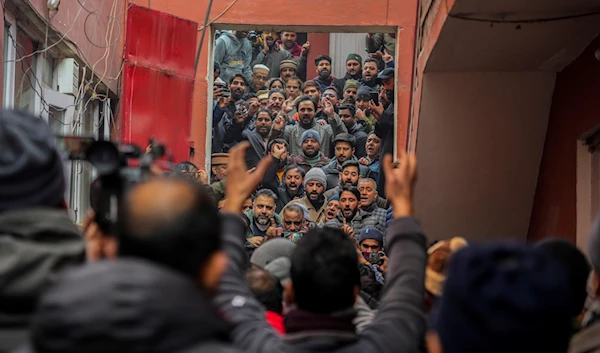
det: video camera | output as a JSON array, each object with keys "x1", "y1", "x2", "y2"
[{"x1": 55, "y1": 136, "x2": 166, "y2": 233}]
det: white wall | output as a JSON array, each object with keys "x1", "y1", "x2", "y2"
[{"x1": 414, "y1": 72, "x2": 555, "y2": 242}]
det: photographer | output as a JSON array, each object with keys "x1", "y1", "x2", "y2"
[
  {"x1": 357, "y1": 228, "x2": 388, "y2": 274},
  {"x1": 0, "y1": 110, "x2": 84, "y2": 352}
]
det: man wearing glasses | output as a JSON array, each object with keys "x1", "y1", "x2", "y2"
[{"x1": 251, "y1": 64, "x2": 270, "y2": 93}]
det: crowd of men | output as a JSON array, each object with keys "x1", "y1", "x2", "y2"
[{"x1": 1, "y1": 30, "x2": 600, "y2": 353}]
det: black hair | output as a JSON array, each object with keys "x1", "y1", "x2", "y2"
[
  {"x1": 286, "y1": 76, "x2": 302, "y2": 85},
  {"x1": 117, "y1": 178, "x2": 221, "y2": 279},
  {"x1": 269, "y1": 88, "x2": 287, "y2": 99},
  {"x1": 359, "y1": 264, "x2": 383, "y2": 301},
  {"x1": 341, "y1": 160, "x2": 360, "y2": 173},
  {"x1": 246, "y1": 269, "x2": 284, "y2": 314},
  {"x1": 338, "y1": 104, "x2": 356, "y2": 116},
  {"x1": 268, "y1": 78, "x2": 285, "y2": 90},
  {"x1": 314, "y1": 54, "x2": 332, "y2": 66},
  {"x1": 364, "y1": 57, "x2": 382, "y2": 71},
  {"x1": 255, "y1": 188, "x2": 278, "y2": 203},
  {"x1": 283, "y1": 164, "x2": 306, "y2": 179},
  {"x1": 536, "y1": 238, "x2": 591, "y2": 317},
  {"x1": 334, "y1": 133, "x2": 356, "y2": 148},
  {"x1": 172, "y1": 161, "x2": 198, "y2": 174},
  {"x1": 256, "y1": 109, "x2": 274, "y2": 120},
  {"x1": 243, "y1": 92, "x2": 257, "y2": 101},
  {"x1": 214, "y1": 61, "x2": 221, "y2": 74},
  {"x1": 295, "y1": 95, "x2": 318, "y2": 112},
  {"x1": 229, "y1": 73, "x2": 249, "y2": 86},
  {"x1": 339, "y1": 185, "x2": 361, "y2": 201},
  {"x1": 267, "y1": 138, "x2": 288, "y2": 153},
  {"x1": 291, "y1": 226, "x2": 360, "y2": 313}
]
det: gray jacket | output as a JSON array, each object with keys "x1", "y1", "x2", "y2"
[
  {"x1": 270, "y1": 116, "x2": 347, "y2": 158},
  {"x1": 251, "y1": 48, "x2": 306, "y2": 79},
  {"x1": 214, "y1": 213, "x2": 427, "y2": 352},
  {"x1": 214, "y1": 31, "x2": 253, "y2": 84},
  {"x1": 325, "y1": 208, "x2": 387, "y2": 236},
  {"x1": 0, "y1": 208, "x2": 84, "y2": 353}
]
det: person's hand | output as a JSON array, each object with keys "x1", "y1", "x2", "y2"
[
  {"x1": 249, "y1": 100, "x2": 260, "y2": 116},
  {"x1": 382, "y1": 148, "x2": 417, "y2": 218},
  {"x1": 382, "y1": 49, "x2": 393, "y2": 63},
  {"x1": 261, "y1": 33, "x2": 270, "y2": 54},
  {"x1": 248, "y1": 236, "x2": 264, "y2": 247},
  {"x1": 341, "y1": 218, "x2": 355, "y2": 238},
  {"x1": 369, "y1": 51, "x2": 383, "y2": 60},
  {"x1": 222, "y1": 142, "x2": 274, "y2": 213},
  {"x1": 266, "y1": 218, "x2": 283, "y2": 239},
  {"x1": 358, "y1": 157, "x2": 370, "y2": 166},
  {"x1": 355, "y1": 108, "x2": 367, "y2": 122},
  {"x1": 316, "y1": 119, "x2": 327, "y2": 126},
  {"x1": 282, "y1": 98, "x2": 294, "y2": 114},
  {"x1": 301, "y1": 41, "x2": 311, "y2": 57},
  {"x1": 356, "y1": 246, "x2": 367, "y2": 264},
  {"x1": 82, "y1": 211, "x2": 116, "y2": 262},
  {"x1": 272, "y1": 142, "x2": 287, "y2": 159},
  {"x1": 273, "y1": 42, "x2": 280, "y2": 52},
  {"x1": 214, "y1": 85, "x2": 224, "y2": 99},
  {"x1": 273, "y1": 115, "x2": 285, "y2": 130},
  {"x1": 369, "y1": 100, "x2": 384, "y2": 120},
  {"x1": 322, "y1": 98, "x2": 335, "y2": 118},
  {"x1": 218, "y1": 96, "x2": 231, "y2": 109},
  {"x1": 378, "y1": 251, "x2": 389, "y2": 273},
  {"x1": 198, "y1": 170, "x2": 208, "y2": 185},
  {"x1": 234, "y1": 106, "x2": 248, "y2": 123}
]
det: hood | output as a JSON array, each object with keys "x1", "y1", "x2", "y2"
[
  {"x1": 0, "y1": 208, "x2": 84, "y2": 314},
  {"x1": 31, "y1": 259, "x2": 232, "y2": 353},
  {"x1": 219, "y1": 30, "x2": 237, "y2": 41}
]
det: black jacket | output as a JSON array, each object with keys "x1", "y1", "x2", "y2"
[
  {"x1": 214, "y1": 212, "x2": 427, "y2": 352},
  {"x1": 28, "y1": 259, "x2": 240, "y2": 353},
  {"x1": 348, "y1": 123, "x2": 368, "y2": 158},
  {"x1": 225, "y1": 124, "x2": 268, "y2": 169},
  {"x1": 0, "y1": 208, "x2": 84, "y2": 353},
  {"x1": 322, "y1": 157, "x2": 373, "y2": 190},
  {"x1": 375, "y1": 102, "x2": 394, "y2": 197},
  {"x1": 262, "y1": 157, "x2": 304, "y2": 212}
]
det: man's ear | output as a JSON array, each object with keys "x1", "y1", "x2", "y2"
[
  {"x1": 284, "y1": 281, "x2": 295, "y2": 306},
  {"x1": 197, "y1": 250, "x2": 228, "y2": 295}
]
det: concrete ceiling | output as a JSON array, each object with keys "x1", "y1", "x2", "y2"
[{"x1": 425, "y1": 0, "x2": 600, "y2": 72}]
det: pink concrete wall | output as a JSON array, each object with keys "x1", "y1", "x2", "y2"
[{"x1": 528, "y1": 35, "x2": 600, "y2": 243}]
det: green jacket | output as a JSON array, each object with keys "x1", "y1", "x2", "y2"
[{"x1": 243, "y1": 209, "x2": 283, "y2": 239}]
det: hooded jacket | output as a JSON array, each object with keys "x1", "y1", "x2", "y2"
[
  {"x1": 322, "y1": 156, "x2": 373, "y2": 190},
  {"x1": 0, "y1": 208, "x2": 84, "y2": 353},
  {"x1": 214, "y1": 31, "x2": 253, "y2": 84},
  {"x1": 28, "y1": 259, "x2": 239, "y2": 353},
  {"x1": 214, "y1": 212, "x2": 427, "y2": 353}
]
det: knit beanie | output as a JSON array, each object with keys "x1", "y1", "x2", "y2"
[
  {"x1": 343, "y1": 79, "x2": 360, "y2": 92},
  {"x1": 328, "y1": 194, "x2": 340, "y2": 203},
  {"x1": 433, "y1": 243, "x2": 572, "y2": 353},
  {"x1": 0, "y1": 110, "x2": 65, "y2": 212},
  {"x1": 356, "y1": 86, "x2": 372, "y2": 101},
  {"x1": 303, "y1": 168, "x2": 326, "y2": 188},
  {"x1": 279, "y1": 60, "x2": 298, "y2": 71},
  {"x1": 358, "y1": 228, "x2": 384, "y2": 246},
  {"x1": 346, "y1": 53, "x2": 362, "y2": 65},
  {"x1": 250, "y1": 238, "x2": 296, "y2": 269},
  {"x1": 425, "y1": 237, "x2": 468, "y2": 297},
  {"x1": 301, "y1": 129, "x2": 321, "y2": 144}
]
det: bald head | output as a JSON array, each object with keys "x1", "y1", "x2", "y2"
[{"x1": 117, "y1": 177, "x2": 222, "y2": 278}]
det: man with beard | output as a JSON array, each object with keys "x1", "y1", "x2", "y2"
[
  {"x1": 281, "y1": 203, "x2": 308, "y2": 234},
  {"x1": 342, "y1": 79, "x2": 360, "y2": 105},
  {"x1": 244, "y1": 189, "x2": 282, "y2": 248},
  {"x1": 214, "y1": 30, "x2": 252, "y2": 84},
  {"x1": 370, "y1": 68, "x2": 395, "y2": 196},
  {"x1": 267, "y1": 89, "x2": 286, "y2": 115},
  {"x1": 282, "y1": 167, "x2": 328, "y2": 224},
  {"x1": 323, "y1": 133, "x2": 373, "y2": 189},
  {"x1": 344, "y1": 54, "x2": 363, "y2": 82},
  {"x1": 313, "y1": 54, "x2": 345, "y2": 94},
  {"x1": 277, "y1": 31, "x2": 310, "y2": 80},
  {"x1": 338, "y1": 104, "x2": 368, "y2": 158},
  {"x1": 251, "y1": 64, "x2": 270, "y2": 93},
  {"x1": 287, "y1": 129, "x2": 330, "y2": 172},
  {"x1": 320, "y1": 194, "x2": 341, "y2": 225},
  {"x1": 218, "y1": 74, "x2": 259, "y2": 152},
  {"x1": 279, "y1": 60, "x2": 299, "y2": 83},
  {"x1": 285, "y1": 77, "x2": 302, "y2": 101},
  {"x1": 264, "y1": 163, "x2": 306, "y2": 212},
  {"x1": 251, "y1": 31, "x2": 304, "y2": 80},
  {"x1": 325, "y1": 186, "x2": 387, "y2": 237},
  {"x1": 270, "y1": 95, "x2": 347, "y2": 157},
  {"x1": 355, "y1": 86, "x2": 376, "y2": 133},
  {"x1": 325, "y1": 160, "x2": 387, "y2": 209},
  {"x1": 359, "y1": 132, "x2": 381, "y2": 181},
  {"x1": 360, "y1": 58, "x2": 380, "y2": 90},
  {"x1": 224, "y1": 109, "x2": 273, "y2": 169}
]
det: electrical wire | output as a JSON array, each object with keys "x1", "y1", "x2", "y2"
[
  {"x1": 448, "y1": 9, "x2": 600, "y2": 24},
  {"x1": 196, "y1": 0, "x2": 239, "y2": 31},
  {"x1": 194, "y1": 0, "x2": 214, "y2": 73},
  {"x1": 84, "y1": 10, "x2": 122, "y2": 49}
]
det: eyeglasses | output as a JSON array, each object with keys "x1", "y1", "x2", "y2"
[
  {"x1": 254, "y1": 74, "x2": 268, "y2": 81},
  {"x1": 323, "y1": 93, "x2": 335, "y2": 98}
]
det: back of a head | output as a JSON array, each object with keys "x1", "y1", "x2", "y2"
[
  {"x1": 0, "y1": 109, "x2": 65, "y2": 212},
  {"x1": 291, "y1": 226, "x2": 359, "y2": 314},
  {"x1": 434, "y1": 243, "x2": 572, "y2": 353},
  {"x1": 246, "y1": 269, "x2": 283, "y2": 314},
  {"x1": 117, "y1": 177, "x2": 222, "y2": 279},
  {"x1": 536, "y1": 237, "x2": 590, "y2": 317}
]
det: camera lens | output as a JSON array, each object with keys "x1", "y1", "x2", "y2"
[{"x1": 86, "y1": 141, "x2": 121, "y2": 176}]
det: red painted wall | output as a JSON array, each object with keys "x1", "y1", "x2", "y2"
[
  {"x1": 528, "y1": 35, "x2": 600, "y2": 242},
  {"x1": 143, "y1": 0, "x2": 418, "y2": 167}
]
